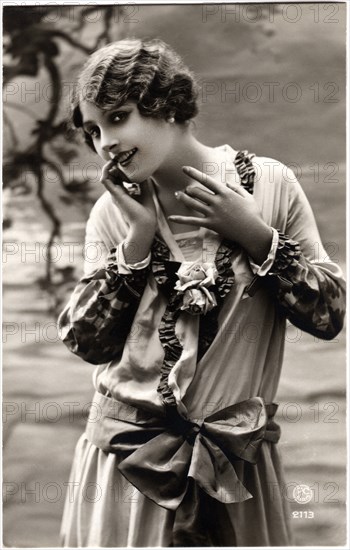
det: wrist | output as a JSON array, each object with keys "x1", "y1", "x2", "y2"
[
  {"x1": 239, "y1": 220, "x2": 274, "y2": 265},
  {"x1": 124, "y1": 226, "x2": 156, "y2": 264}
]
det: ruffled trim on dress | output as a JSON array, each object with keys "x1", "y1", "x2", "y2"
[
  {"x1": 151, "y1": 237, "x2": 235, "y2": 406},
  {"x1": 151, "y1": 236, "x2": 183, "y2": 406},
  {"x1": 157, "y1": 294, "x2": 183, "y2": 406},
  {"x1": 234, "y1": 149, "x2": 256, "y2": 194},
  {"x1": 197, "y1": 240, "x2": 236, "y2": 362}
]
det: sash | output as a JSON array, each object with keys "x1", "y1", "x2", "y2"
[{"x1": 85, "y1": 390, "x2": 280, "y2": 510}]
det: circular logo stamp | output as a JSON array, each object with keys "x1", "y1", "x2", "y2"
[{"x1": 292, "y1": 484, "x2": 313, "y2": 504}]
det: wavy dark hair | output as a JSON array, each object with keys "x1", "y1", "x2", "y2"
[{"x1": 70, "y1": 38, "x2": 199, "y2": 152}]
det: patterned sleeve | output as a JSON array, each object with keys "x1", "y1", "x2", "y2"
[
  {"x1": 57, "y1": 216, "x2": 150, "y2": 365},
  {"x1": 249, "y1": 167, "x2": 346, "y2": 340}
]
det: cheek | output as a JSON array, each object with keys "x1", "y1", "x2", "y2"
[
  {"x1": 141, "y1": 121, "x2": 168, "y2": 143},
  {"x1": 95, "y1": 147, "x2": 109, "y2": 162},
  {"x1": 145, "y1": 131, "x2": 169, "y2": 153}
]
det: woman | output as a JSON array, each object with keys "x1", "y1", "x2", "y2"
[{"x1": 58, "y1": 38, "x2": 346, "y2": 546}]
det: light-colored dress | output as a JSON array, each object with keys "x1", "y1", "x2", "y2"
[{"x1": 58, "y1": 145, "x2": 345, "y2": 547}]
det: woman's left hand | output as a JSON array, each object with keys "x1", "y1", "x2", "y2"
[{"x1": 168, "y1": 165, "x2": 273, "y2": 264}]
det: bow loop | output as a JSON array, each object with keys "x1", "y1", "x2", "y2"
[
  {"x1": 203, "y1": 396, "x2": 268, "y2": 464},
  {"x1": 118, "y1": 431, "x2": 193, "y2": 510},
  {"x1": 189, "y1": 434, "x2": 253, "y2": 503}
]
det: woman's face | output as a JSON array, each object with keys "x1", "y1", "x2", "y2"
[{"x1": 79, "y1": 100, "x2": 175, "y2": 183}]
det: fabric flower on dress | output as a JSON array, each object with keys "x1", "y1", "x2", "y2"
[
  {"x1": 151, "y1": 236, "x2": 235, "y2": 406},
  {"x1": 174, "y1": 262, "x2": 219, "y2": 315}
]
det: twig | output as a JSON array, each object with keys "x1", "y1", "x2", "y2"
[
  {"x1": 4, "y1": 101, "x2": 38, "y2": 120},
  {"x1": 50, "y1": 30, "x2": 93, "y2": 54},
  {"x1": 3, "y1": 111, "x2": 18, "y2": 148},
  {"x1": 44, "y1": 158, "x2": 68, "y2": 189}
]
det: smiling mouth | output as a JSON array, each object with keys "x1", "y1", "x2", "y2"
[{"x1": 114, "y1": 148, "x2": 137, "y2": 167}]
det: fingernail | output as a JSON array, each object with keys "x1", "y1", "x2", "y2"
[
  {"x1": 182, "y1": 166, "x2": 192, "y2": 172},
  {"x1": 174, "y1": 191, "x2": 180, "y2": 199}
]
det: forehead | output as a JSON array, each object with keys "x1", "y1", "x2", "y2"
[{"x1": 80, "y1": 100, "x2": 137, "y2": 124}]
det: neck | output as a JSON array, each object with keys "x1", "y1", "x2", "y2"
[
  {"x1": 149, "y1": 127, "x2": 227, "y2": 232},
  {"x1": 151, "y1": 130, "x2": 216, "y2": 195}
]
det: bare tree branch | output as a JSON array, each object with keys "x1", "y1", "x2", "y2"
[
  {"x1": 3, "y1": 111, "x2": 19, "y2": 148},
  {"x1": 5, "y1": 101, "x2": 38, "y2": 120}
]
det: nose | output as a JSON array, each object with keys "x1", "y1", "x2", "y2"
[
  {"x1": 101, "y1": 132, "x2": 119, "y2": 155},
  {"x1": 102, "y1": 141, "x2": 119, "y2": 154}
]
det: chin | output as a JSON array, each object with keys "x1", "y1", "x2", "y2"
[
  {"x1": 126, "y1": 169, "x2": 153, "y2": 184},
  {"x1": 118, "y1": 163, "x2": 144, "y2": 183},
  {"x1": 123, "y1": 174, "x2": 146, "y2": 184}
]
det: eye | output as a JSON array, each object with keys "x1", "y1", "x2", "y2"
[
  {"x1": 86, "y1": 126, "x2": 100, "y2": 139},
  {"x1": 110, "y1": 111, "x2": 128, "y2": 123}
]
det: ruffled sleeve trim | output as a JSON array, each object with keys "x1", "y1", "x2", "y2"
[
  {"x1": 269, "y1": 231, "x2": 302, "y2": 275},
  {"x1": 107, "y1": 243, "x2": 151, "y2": 275}
]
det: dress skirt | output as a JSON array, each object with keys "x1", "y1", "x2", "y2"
[{"x1": 60, "y1": 431, "x2": 294, "y2": 547}]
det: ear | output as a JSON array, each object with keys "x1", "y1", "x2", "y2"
[{"x1": 71, "y1": 105, "x2": 96, "y2": 153}]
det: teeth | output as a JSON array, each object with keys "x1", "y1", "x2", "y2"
[{"x1": 118, "y1": 148, "x2": 137, "y2": 165}]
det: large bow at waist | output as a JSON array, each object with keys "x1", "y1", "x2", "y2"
[{"x1": 85, "y1": 391, "x2": 280, "y2": 510}]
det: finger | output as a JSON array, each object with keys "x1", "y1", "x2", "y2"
[
  {"x1": 100, "y1": 160, "x2": 116, "y2": 182},
  {"x1": 226, "y1": 182, "x2": 249, "y2": 197},
  {"x1": 101, "y1": 178, "x2": 132, "y2": 207},
  {"x1": 182, "y1": 166, "x2": 223, "y2": 194},
  {"x1": 101, "y1": 176, "x2": 125, "y2": 194},
  {"x1": 167, "y1": 215, "x2": 206, "y2": 226},
  {"x1": 175, "y1": 190, "x2": 210, "y2": 215},
  {"x1": 185, "y1": 186, "x2": 214, "y2": 205},
  {"x1": 101, "y1": 161, "x2": 128, "y2": 186}
]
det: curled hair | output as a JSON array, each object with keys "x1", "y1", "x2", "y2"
[{"x1": 70, "y1": 38, "x2": 199, "y2": 151}]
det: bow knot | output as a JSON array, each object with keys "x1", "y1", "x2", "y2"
[{"x1": 165, "y1": 405, "x2": 202, "y2": 445}]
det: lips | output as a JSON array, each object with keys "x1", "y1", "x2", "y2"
[{"x1": 115, "y1": 148, "x2": 137, "y2": 167}]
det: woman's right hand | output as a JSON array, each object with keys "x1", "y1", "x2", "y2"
[
  {"x1": 100, "y1": 161, "x2": 157, "y2": 264},
  {"x1": 100, "y1": 160, "x2": 157, "y2": 231}
]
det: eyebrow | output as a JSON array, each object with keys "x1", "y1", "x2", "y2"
[
  {"x1": 81, "y1": 104, "x2": 133, "y2": 130},
  {"x1": 82, "y1": 120, "x2": 94, "y2": 130}
]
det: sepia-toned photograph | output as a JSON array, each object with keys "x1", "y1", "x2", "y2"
[{"x1": 2, "y1": 2, "x2": 347, "y2": 547}]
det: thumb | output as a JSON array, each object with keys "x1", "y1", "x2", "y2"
[
  {"x1": 101, "y1": 177, "x2": 132, "y2": 207},
  {"x1": 100, "y1": 160, "x2": 115, "y2": 183},
  {"x1": 100, "y1": 160, "x2": 128, "y2": 187}
]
